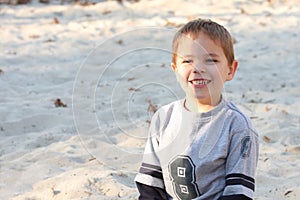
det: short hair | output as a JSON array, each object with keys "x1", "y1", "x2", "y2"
[{"x1": 172, "y1": 18, "x2": 235, "y2": 65}]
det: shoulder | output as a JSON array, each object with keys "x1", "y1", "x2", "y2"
[
  {"x1": 149, "y1": 99, "x2": 183, "y2": 131},
  {"x1": 224, "y1": 101, "x2": 258, "y2": 136},
  {"x1": 153, "y1": 99, "x2": 183, "y2": 120}
]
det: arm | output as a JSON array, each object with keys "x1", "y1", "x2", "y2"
[
  {"x1": 136, "y1": 182, "x2": 169, "y2": 200},
  {"x1": 220, "y1": 128, "x2": 259, "y2": 200},
  {"x1": 135, "y1": 111, "x2": 168, "y2": 199},
  {"x1": 218, "y1": 194, "x2": 252, "y2": 200}
]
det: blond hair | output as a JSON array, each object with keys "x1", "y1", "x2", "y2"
[{"x1": 172, "y1": 18, "x2": 235, "y2": 65}]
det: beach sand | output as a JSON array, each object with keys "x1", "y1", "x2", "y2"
[{"x1": 0, "y1": 0, "x2": 299, "y2": 199}]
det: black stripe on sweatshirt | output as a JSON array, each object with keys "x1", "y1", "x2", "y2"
[
  {"x1": 141, "y1": 162, "x2": 162, "y2": 172},
  {"x1": 218, "y1": 194, "x2": 252, "y2": 200},
  {"x1": 139, "y1": 163, "x2": 163, "y2": 180},
  {"x1": 225, "y1": 173, "x2": 255, "y2": 191}
]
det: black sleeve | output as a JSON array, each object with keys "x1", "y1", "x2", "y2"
[
  {"x1": 136, "y1": 182, "x2": 169, "y2": 200},
  {"x1": 218, "y1": 194, "x2": 252, "y2": 200}
]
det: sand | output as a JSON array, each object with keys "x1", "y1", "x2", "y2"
[{"x1": 0, "y1": 0, "x2": 299, "y2": 199}]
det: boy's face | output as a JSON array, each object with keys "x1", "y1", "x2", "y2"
[{"x1": 172, "y1": 32, "x2": 238, "y2": 107}]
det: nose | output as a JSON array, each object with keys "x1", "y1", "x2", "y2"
[{"x1": 192, "y1": 62, "x2": 205, "y2": 73}]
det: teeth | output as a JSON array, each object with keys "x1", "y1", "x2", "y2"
[{"x1": 191, "y1": 80, "x2": 210, "y2": 85}]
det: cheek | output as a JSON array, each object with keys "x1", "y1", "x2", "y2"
[
  {"x1": 175, "y1": 72, "x2": 189, "y2": 87},
  {"x1": 177, "y1": 67, "x2": 190, "y2": 78},
  {"x1": 211, "y1": 67, "x2": 228, "y2": 81},
  {"x1": 175, "y1": 71, "x2": 185, "y2": 80}
]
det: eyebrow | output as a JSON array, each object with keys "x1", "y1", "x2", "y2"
[
  {"x1": 177, "y1": 54, "x2": 194, "y2": 59},
  {"x1": 177, "y1": 53, "x2": 220, "y2": 59},
  {"x1": 207, "y1": 53, "x2": 220, "y2": 57}
]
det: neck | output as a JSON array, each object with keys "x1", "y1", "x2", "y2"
[{"x1": 184, "y1": 95, "x2": 222, "y2": 113}]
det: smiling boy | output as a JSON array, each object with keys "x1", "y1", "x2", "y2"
[{"x1": 135, "y1": 18, "x2": 259, "y2": 200}]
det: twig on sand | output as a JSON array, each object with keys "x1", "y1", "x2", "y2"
[{"x1": 147, "y1": 99, "x2": 157, "y2": 114}]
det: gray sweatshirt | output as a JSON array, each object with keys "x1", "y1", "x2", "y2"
[{"x1": 135, "y1": 97, "x2": 259, "y2": 200}]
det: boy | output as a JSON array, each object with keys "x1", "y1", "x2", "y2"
[{"x1": 135, "y1": 18, "x2": 259, "y2": 200}]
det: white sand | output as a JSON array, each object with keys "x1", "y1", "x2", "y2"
[{"x1": 0, "y1": 0, "x2": 299, "y2": 199}]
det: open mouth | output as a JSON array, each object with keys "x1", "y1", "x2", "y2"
[{"x1": 189, "y1": 79, "x2": 211, "y2": 86}]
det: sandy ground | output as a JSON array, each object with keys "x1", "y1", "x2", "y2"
[{"x1": 0, "y1": 0, "x2": 300, "y2": 199}]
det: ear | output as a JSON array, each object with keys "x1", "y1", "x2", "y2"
[
  {"x1": 171, "y1": 62, "x2": 177, "y2": 72},
  {"x1": 226, "y1": 60, "x2": 238, "y2": 81}
]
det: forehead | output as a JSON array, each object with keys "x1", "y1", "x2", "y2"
[{"x1": 176, "y1": 33, "x2": 223, "y2": 56}]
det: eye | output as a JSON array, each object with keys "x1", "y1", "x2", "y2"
[
  {"x1": 206, "y1": 58, "x2": 218, "y2": 64},
  {"x1": 182, "y1": 59, "x2": 193, "y2": 64}
]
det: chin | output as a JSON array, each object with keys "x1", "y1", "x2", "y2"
[
  {"x1": 189, "y1": 94, "x2": 211, "y2": 102},
  {"x1": 190, "y1": 91, "x2": 210, "y2": 100}
]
